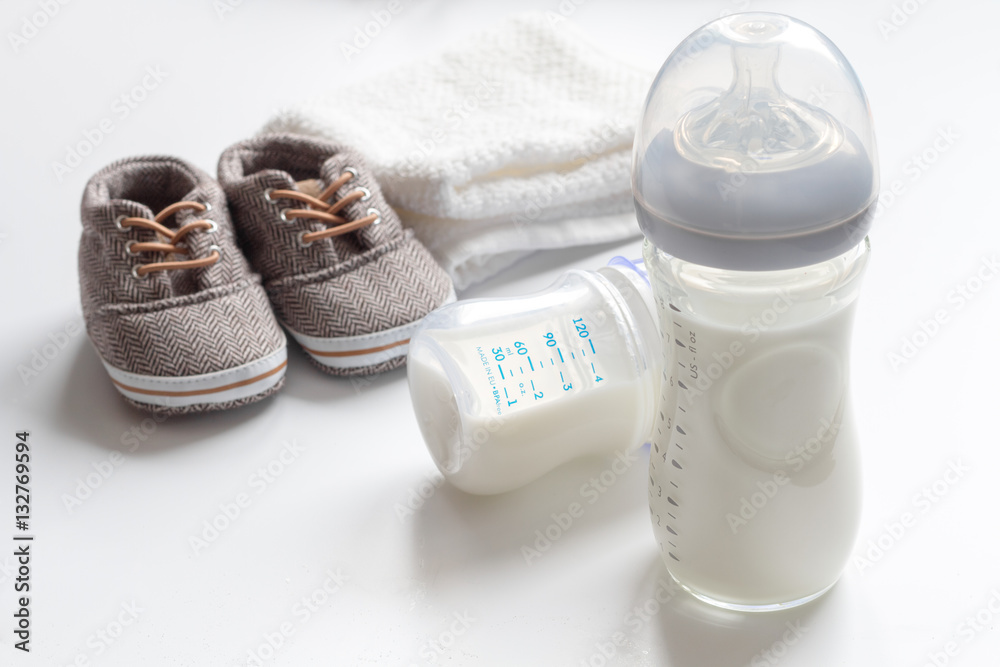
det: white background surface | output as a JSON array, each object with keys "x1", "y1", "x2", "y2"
[{"x1": 1, "y1": 0, "x2": 999, "y2": 665}]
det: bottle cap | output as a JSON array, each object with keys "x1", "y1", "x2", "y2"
[{"x1": 633, "y1": 13, "x2": 879, "y2": 270}]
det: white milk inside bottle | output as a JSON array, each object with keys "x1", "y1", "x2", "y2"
[
  {"x1": 408, "y1": 260, "x2": 661, "y2": 495},
  {"x1": 633, "y1": 13, "x2": 880, "y2": 609}
]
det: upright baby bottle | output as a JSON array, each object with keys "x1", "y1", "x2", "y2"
[
  {"x1": 407, "y1": 259, "x2": 661, "y2": 495},
  {"x1": 634, "y1": 13, "x2": 878, "y2": 610}
]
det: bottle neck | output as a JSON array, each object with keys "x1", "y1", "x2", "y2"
[{"x1": 595, "y1": 259, "x2": 662, "y2": 370}]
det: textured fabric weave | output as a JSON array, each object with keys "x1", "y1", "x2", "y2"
[
  {"x1": 218, "y1": 134, "x2": 454, "y2": 347},
  {"x1": 79, "y1": 156, "x2": 286, "y2": 387}
]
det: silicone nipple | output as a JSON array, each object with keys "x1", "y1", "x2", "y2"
[{"x1": 675, "y1": 16, "x2": 842, "y2": 173}]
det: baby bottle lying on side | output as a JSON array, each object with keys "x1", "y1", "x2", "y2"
[{"x1": 407, "y1": 258, "x2": 661, "y2": 495}]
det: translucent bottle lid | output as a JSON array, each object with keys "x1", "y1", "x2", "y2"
[{"x1": 632, "y1": 13, "x2": 879, "y2": 270}]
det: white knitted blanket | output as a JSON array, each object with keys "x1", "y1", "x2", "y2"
[{"x1": 263, "y1": 14, "x2": 652, "y2": 288}]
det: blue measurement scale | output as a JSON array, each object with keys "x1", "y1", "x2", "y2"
[{"x1": 477, "y1": 314, "x2": 607, "y2": 417}]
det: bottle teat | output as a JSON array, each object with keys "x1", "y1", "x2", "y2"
[{"x1": 633, "y1": 13, "x2": 879, "y2": 271}]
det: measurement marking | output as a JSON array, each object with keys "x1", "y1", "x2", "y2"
[
  {"x1": 499, "y1": 366, "x2": 505, "y2": 379},
  {"x1": 581, "y1": 348, "x2": 586, "y2": 357},
  {"x1": 671, "y1": 459, "x2": 683, "y2": 469},
  {"x1": 666, "y1": 526, "x2": 678, "y2": 536},
  {"x1": 530, "y1": 380, "x2": 536, "y2": 391},
  {"x1": 678, "y1": 380, "x2": 688, "y2": 390},
  {"x1": 676, "y1": 444, "x2": 683, "y2": 450},
  {"x1": 519, "y1": 367, "x2": 523, "y2": 374},
  {"x1": 669, "y1": 303, "x2": 681, "y2": 312},
  {"x1": 678, "y1": 362, "x2": 685, "y2": 368},
  {"x1": 676, "y1": 425, "x2": 686, "y2": 435},
  {"x1": 668, "y1": 541, "x2": 677, "y2": 548},
  {"x1": 503, "y1": 387, "x2": 509, "y2": 398},
  {"x1": 559, "y1": 371, "x2": 565, "y2": 382},
  {"x1": 550, "y1": 358, "x2": 554, "y2": 365},
  {"x1": 669, "y1": 552, "x2": 680, "y2": 562},
  {"x1": 674, "y1": 322, "x2": 681, "y2": 328},
  {"x1": 667, "y1": 513, "x2": 677, "y2": 520},
  {"x1": 528, "y1": 357, "x2": 534, "y2": 371},
  {"x1": 678, "y1": 406, "x2": 686, "y2": 412},
  {"x1": 539, "y1": 360, "x2": 544, "y2": 368},
  {"x1": 667, "y1": 497, "x2": 679, "y2": 507},
  {"x1": 557, "y1": 348, "x2": 564, "y2": 362},
  {"x1": 675, "y1": 339, "x2": 686, "y2": 348},
  {"x1": 589, "y1": 340, "x2": 596, "y2": 354},
  {"x1": 590, "y1": 362, "x2": 595, "y2": 373},
  {"x1": 571, "y1": 352, "x2": 575, "y2": 359},
  {"x1": 670, "y1": 482, "x2": 678, "y2": 489}
]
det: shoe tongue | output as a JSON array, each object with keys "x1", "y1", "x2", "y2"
[{"x1": 295, "y1": 179, "x2": 324, "y2": 198}]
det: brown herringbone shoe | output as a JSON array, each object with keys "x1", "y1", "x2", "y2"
[
  {"x1": 218, "y1": 134, "x2": 455, "y2": 376},
  {"x1": 79, "y1": 156, "x2": 288, "y2": 415}
]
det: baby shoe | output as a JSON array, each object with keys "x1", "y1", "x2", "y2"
[
  {"x1": 218, "y1": 134, "x2": 455, "y2": 375},
  {"x1": 79, "y1": 156, "x2": 288, "y2": 415}
]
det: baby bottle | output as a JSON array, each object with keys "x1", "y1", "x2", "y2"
[
  {"x1": 634, "y1": 13, "x2": 878, "y2": 610},
  {"x1": 407, "y1": 258, "x2": 661, "y2": 495}
]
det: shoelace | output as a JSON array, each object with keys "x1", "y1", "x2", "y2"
[
  {"x1": 264, "y1": 169, "x2": 381, "y2": 246},
  {"x1": 116, "y1": 201, "x2": 220, "y2": 279}
]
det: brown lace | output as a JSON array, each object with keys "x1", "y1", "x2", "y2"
[
  {"x1": 120, "y1": 201, "x2": 220, "y2": 278},
  {"x1": 266, "y1": 171, "x2": 380, "y2": 244}
]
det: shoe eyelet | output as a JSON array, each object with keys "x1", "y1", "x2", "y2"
[
  {"x1": 203, "y1": 219, "x2": 218, "y2": 233},
  {"x1": 114, "y1": 215, "x2": 128, "y2": 231},
  {"x1": 279, "y1": 209, "x2": 294, "y2": 224},
  {"x1": 125, "y1": 240, "x2": 140, "y2": 255},
  {"x1": 297, "y1": 231, "x2": 313, "y2": 248},
  {"x1": 263, "y1": 188, "x2": 276, "y2": 203},
  {"x1": 207, "y1": 244, "x2": 222, "y2": 258},
  {"x1": 357, "y1": 187, "x2": 372, "y2": 202},
  {"x1": 367, "y1": 207, "x2": 382, "y2": 225},
  {"x1": 201, "y1": 201, "x2": 213, "y2": 213},
  {"x1": 343, "y1": 167, "x2": 358, "y2": 182},
  {"x1": 130, "y1": 265, "x2": 148, "y2": 281}
]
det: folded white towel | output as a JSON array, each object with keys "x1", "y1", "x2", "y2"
[{"x1": 263, "y1": 13, "x2": 652, "y2": 288}]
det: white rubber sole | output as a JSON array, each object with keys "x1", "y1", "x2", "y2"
[
  {"x1": 102, "y1": 346, "x2": 287, "y2": 409},
  {"x1": 286, "y1": 288, "x2": 457, "y2": 372}
]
